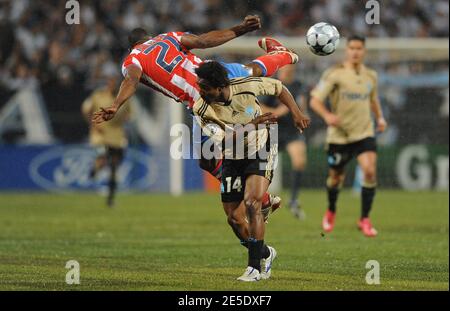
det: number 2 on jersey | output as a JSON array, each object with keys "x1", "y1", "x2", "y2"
[{"x1": 142, "y1": 40, "x2": 183, "y2": 74}]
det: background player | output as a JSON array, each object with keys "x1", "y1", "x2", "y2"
[
  {"x1": 82, "y1": 70, "x2": 133, "y2": 207},
  {"x1": 193, "y1": 61, "x2": 310, "y2": 281},
  {"x1": 310, "y1": 35, "x2": 388, "y2": 237},
  {"x1": 261, "y1": 65, "x2": 307, "y2": 220}
]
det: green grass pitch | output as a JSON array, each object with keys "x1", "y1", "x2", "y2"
[{"x1": 0, "y1": 190, "x2": 448, "y2": 290}]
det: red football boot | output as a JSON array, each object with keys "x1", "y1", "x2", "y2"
[
  {"x1": 322, "y1": 210, "x2": 336, "y2": 233},
  {"x1": 262, "y1": 195, "x2": 282, "y2": 223},
  {"x1": 358, "y1": 218, "x2": 378, "y2": 237},
  {"x1": 258, "y1": 37, "x2": 299, "y2": 64}
]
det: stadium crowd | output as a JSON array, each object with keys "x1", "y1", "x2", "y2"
[{"x1": 0, "y1": 0, "x2": 448, "y2": 93}]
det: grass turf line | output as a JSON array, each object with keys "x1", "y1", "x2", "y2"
[{"x1": 0, "y1": 190, "x2": 448, "y2": 290}]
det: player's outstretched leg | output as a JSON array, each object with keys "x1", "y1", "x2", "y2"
[
  {"x1": 89, "y1": 155, "x2": 107, "y2": 179},
  {"x1": 224, "y1": 202, "x2": 250, "y2": 242},
  {"x1": 357, "y1": 151, "x2": 378, "y2": 237},
  {"x1": 286, "y1": 140, "x2": 307, "y2": 220},
  {"x1": 106, "y1": 150, "x2": 123, "y2": 208},
  {"x1": 260, "y1": 245, "x2": 277, "y2": 280},
  {"x1": 223, "y1": 201, "x2": 273, "y2": 281},
  {"x1": 245, "y1": 37, "x2": 299, "y2": 78},
  {"x1": 225, "y1": 202, "x2": 274, "y2": 271},
  {"x1": 322, "y1": 169, "x2": 344, "y2": 233},
  {"x1": 261, "y1": 193, "x2": 282, "y2": 223},
  {"x1": 107, "y1": 159, "x2": 117, "y2": 208},
  {"x1": 237, "y1": 175, "x2": 275, "y2": 282}
]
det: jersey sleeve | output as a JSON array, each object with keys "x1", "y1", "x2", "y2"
[
  {"x1": 167, "y1": 31, "x2": 193, "y2": 51},
  {"x1": 168, "y1": 31, "x2": 190, "y2": 42},
  {"x1": 121, "y1": 55, "x2": 143, "y2": 77},
  {"x1": 243, "y1": 78, "x2": 283, "y2": 96},
  {"x1": 310, "y1": 68, "x2": 337, "y2": 102},
  {"x1": 370, "y1": 71, "x2": 379, "y2": 102}
]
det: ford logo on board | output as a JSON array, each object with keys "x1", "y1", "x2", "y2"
[{"x1": 29, "y1": 146, "x2": 158, "y2": 191}]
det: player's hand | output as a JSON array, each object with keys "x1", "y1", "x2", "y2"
[
  {"x1": 241, "y1": 15, "x2": 261, "y2": 33},
  {"x1": 294, "y1": 113, "x2": 311, "y2": 133},
  {"x1": 376, "y1": 117, "x2": 388, "y2": 133},
  {"x1": 250, "y1": 112, "x2": 278, "y2": 126},
  {"x1": 324, "y1": 113, "x2": 340, "y2": 127},
  {"x1": 92, "y1": 107, "x2": 118, "y2": 124}
]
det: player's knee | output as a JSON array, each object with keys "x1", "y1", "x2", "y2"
[
  {"x1": 363, "y1": 168, "x2": 376, "y2": 183},
  {"x1": 292, "y1": 159, "x2": 306, "y2": 171},
  {"x1": 227, "y1": 210, "x2": 245, "y2": 228},
  {"x1": 244, "y1": 195, "x2": 262, "y2": 214},
  {"x1": 227, "y1": 213, "x2": 236, "y2": 226},
  {"x1": 327, "y1": 175, "x2": 343, "y2": 188}
]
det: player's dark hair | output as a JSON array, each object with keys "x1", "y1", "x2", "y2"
[
  {"x1": 347, "y1": 34, "x2": 366, "y2": 45},
  {"x1": 195, "y1": 61, "x2": 230, "y2": 88},
  {"x1": 128, "y1": 28, "x2": 149, "y2": 49}
]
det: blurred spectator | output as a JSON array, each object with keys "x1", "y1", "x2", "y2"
[
  {"x1": 0, "y1": 0, "x2": 447, "y2": 144},
  {"x1": 0, "y1": 0, "x2": 448, "y2": 93}
]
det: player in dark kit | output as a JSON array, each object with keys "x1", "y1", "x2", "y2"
[{"x1": 193, "y1": 61, "x2": 310, "y2": 281}]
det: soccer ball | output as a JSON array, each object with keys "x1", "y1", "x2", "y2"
[{"x1": 306, "y1": 22, "x2": 340, "y2": 56}]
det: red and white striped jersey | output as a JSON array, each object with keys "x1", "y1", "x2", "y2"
[{"x1": 121, "y1": 32, "x2": 203, "y2": 108}]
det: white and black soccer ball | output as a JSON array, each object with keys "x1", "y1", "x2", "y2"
[{"x1": 306, "y1": 22, "x2": 340, "y2": 56}]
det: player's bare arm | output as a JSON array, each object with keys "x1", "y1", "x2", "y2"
[
  {"x1": 310, "y1": 96, "x2": 340, "y2": 126},
  {"x1": 371, "y1": 97, "x2": 388, "y2": 132},
  {"x1": 278, "y1": 85, "x2": 311, "y2": 131},
  {"x1": 261, "y1": 102, "x2": 290, "y2": 117},
  {"x1": 92, "y1": 65, "x2": 142, "y2": 124},
  {"x1": 180, "y1": 15, "x2": 261, "y2": 50}
]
